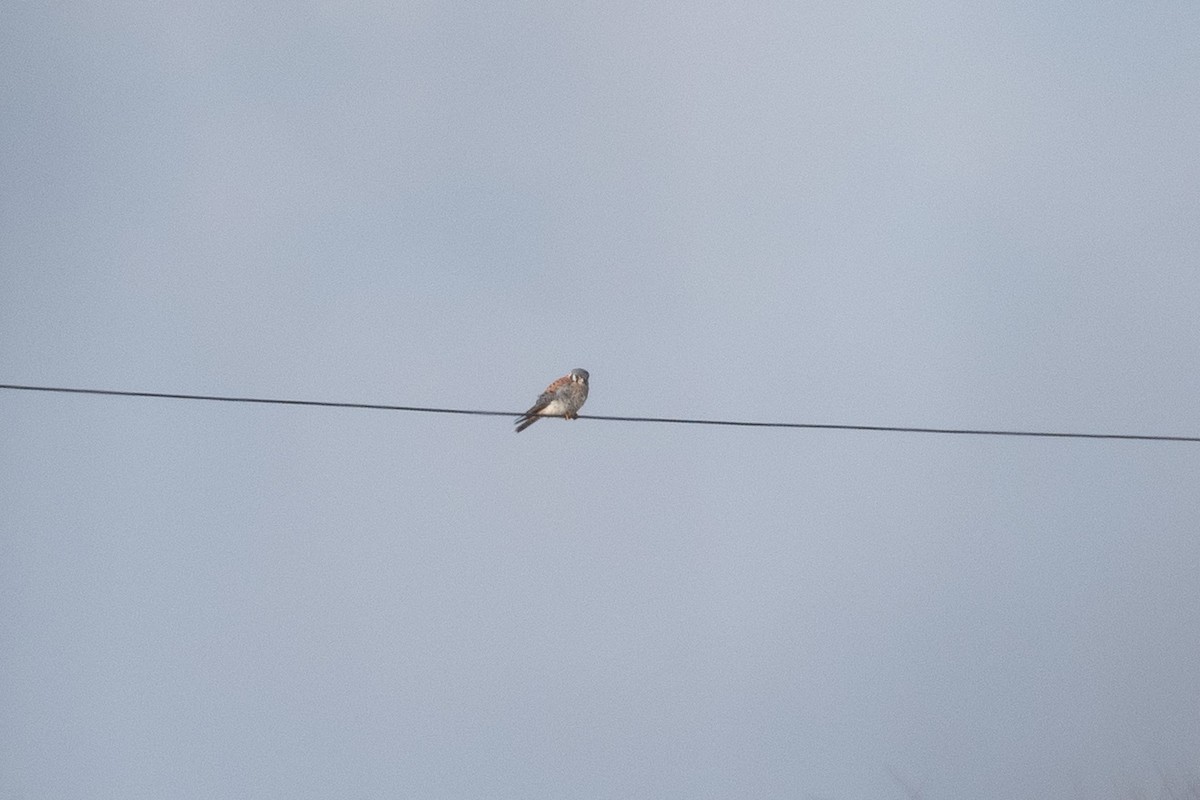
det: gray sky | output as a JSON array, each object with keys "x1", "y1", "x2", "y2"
[{"x1": 3, "y1": 3, "x2": 1199, "y2": 798}]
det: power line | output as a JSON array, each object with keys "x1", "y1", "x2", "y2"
[
  {"x1": 0, "y1": 383, "x2": 509, "y2": 416},
  {"x1": 1, "y1": 382, "x2": 1197, "y2": 443}
]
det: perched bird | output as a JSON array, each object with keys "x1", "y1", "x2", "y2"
[{"x1": 515, "y1": 368, "x2": 590, "y2": 433}]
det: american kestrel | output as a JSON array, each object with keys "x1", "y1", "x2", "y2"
[{"x1": 515, "y1": 368, "x2": 590, "y2": 433}]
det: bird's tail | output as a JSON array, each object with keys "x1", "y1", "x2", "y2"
[{"x1": 514, "y1": 415, "x2": 539, "y2": 433}]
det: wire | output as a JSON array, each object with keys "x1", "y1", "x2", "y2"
[
  {"x1": 2, "y1": 382, "x2": 1197, "y2": 443},
  {"x1": 0, "y1": 383, "x2": 510, "y2": 416}
]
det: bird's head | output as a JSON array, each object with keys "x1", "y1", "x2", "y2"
[{"x1": 570, "y1": 368, "x2": 589, "y2": 385}]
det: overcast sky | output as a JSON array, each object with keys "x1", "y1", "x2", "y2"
[{"x1": 3, "y1": 3, "x2": 1199, "y2": 799}]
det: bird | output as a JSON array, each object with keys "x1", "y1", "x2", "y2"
[{"x1": 515, "y1": 368, "x2": 589, "y2": 433}]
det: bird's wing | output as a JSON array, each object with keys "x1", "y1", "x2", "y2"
[
  {"x1": 541, "y1": 374, "x2": 573, "y2": 395},
  {"x1": 523, "y1": 393, "x2": 568, "y2": 418},
  {"x1": 514, "y1": 374, "x2": 575, "y2": 432}
]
